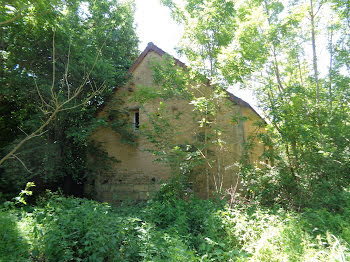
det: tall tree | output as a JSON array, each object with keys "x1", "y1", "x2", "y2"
[
  {"x1": 162, "y1": 0, "x2": 232, "y2": 198},
  {"x1": 0, "y1": 0, "x2": 138, "y2": 197},
  {"x1": 163, "y1": 0, "x2": 350, "y2": 208}
]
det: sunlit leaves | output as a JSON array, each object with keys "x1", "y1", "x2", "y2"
[
  {"x1": 163, "y1": 0, "x2": 350, "y2": 207},
  {"x1": 0, "y1": 0, "x2": 138, "y2": 196}
]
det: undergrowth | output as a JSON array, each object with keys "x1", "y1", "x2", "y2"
[{"x1": 1, "y1": 190, "x2": 350, "y2": 261}]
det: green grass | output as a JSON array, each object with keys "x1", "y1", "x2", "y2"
[{"x1": 1, "y1": 192, "x2": 350, "y2": 261}]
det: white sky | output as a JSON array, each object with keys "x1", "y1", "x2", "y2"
[
  {"x1": 134, "y1": 0, "x2": 182, "y2": 57},
  {"x1": 134, "y1": 0, "x2": 260, "y2": 113}
]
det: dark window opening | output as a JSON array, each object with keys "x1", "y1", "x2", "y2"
[{"x1": 134, "y1": 111, "x2": 140, "y2": 130}]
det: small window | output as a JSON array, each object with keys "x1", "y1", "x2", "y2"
[{"x1": 133, "y1": 110, "x2": 140, "y2": 131}]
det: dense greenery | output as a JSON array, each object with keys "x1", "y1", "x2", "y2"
[
  {"x1": 1, "y1": 0, "x2": 350, "y2": 261},
  {"x1": 160, "y1": 0, "x2": 350, "y2": 209},
  {"x1": 1, "y1": 191, "x2": 350, "y2": 261},
  {"x1": 0, "y1": 0, "x2": 138, "y2": 198}
]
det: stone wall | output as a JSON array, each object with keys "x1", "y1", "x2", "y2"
[
  {"x1": 91, "y1": 170, "x2": 161, "y2": 202},
  {"x1": 86, "y1": 50, "x2": 266, "y2": 202}
]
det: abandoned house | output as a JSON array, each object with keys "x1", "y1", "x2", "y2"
[{"x1": 85, "y1": 42, "x2": 266, "y2": 202}]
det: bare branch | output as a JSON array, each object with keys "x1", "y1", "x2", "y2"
[
  {"x1": 314, "y1": 2, "x2": 323, "y2": 17},
  {"x1": 51, "y1": 28, "x2": 58, "y2": 104},
  {"x1": 59, "y1": 83, "x2": 107, "y2": 112},
  {"x1": 34, "y1": 77, "x2": 54, "y2": 112},
  {"x1": 71, "y1": 29, "x2": 112, "y2": 95},
  {"x1": 11, "y1": 154, "x2": 32, "y2": 174},
  {"x1": 0, "y1": 107, "x2": 59, "y2": 166},
  {"x1": 0, "y1": 29, "x2": 114, "y2": 166},
  {"x1": 18, "y1": 127, "x2": 28, "y2": 136},
  {"x1": 195, "y1": 145, "x2": 213, "y2": 168},
  {"x1": 65, "y1": 37, "x2": 72, "y2": 99},
  {"x1": 31, "y1": 130, "x2": 48, "y2": 139}
]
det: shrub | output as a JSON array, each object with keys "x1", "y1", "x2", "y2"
[
  {"x1": 219, "y1": 205, "x2": 350, "y2": 261},
  {"x1": 3, "y1": 191, "x2": 350, "y2": 261},
  {"x1": 0, "y1": 210, "x2": 30, "y2": 261},
  {"x1": 28, "y1": 193, "x2": 197, "y2": 261},
  {"x1": 30, "y1": 194, "x2": 139, "y2": 261}
]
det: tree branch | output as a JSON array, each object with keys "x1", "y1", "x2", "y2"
[
  {"x1": 0, "y1": 13, "x2": 22, "y2": 26},
  {"x1": 11, "y1": 154, "x2": 32, "y2": 174},
  {"x1": 0, "y1": 29, "x2": 113, "y2": 166}
]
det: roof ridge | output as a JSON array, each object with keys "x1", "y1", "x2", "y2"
[
  {"x1": 127, "y1": 42, "x2": 264, "y2": 122},
  {"x1": 128, "y1": 42, "x2": 186, "y2": 73}
]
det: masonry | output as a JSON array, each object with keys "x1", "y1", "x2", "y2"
[{"x1": 85, "y1": 42, "x2": 266, "y2": 203}]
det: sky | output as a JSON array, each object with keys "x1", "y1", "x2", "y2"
[
  {"x1": 134, "y1": 0, "x2": 182, "y2": 57},
  {"x1": 133, "y1": 0, "x2": 259, "y2": 113}
]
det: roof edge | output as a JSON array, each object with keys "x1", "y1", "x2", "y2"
[
  {"x1": 127, "y1": 42, "x2": 265, "y2": 122},
  {"x1": 128, "y1": 42, "x2": 186, "y2": 74}
]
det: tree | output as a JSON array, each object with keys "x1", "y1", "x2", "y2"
[
  {"x1": 133, "y1": 0, "x2": 264, "y2": 199},
  {"x1": 163, "y1": 0, "x2": 350, "y2": 208},
  {"x1": 160, "y1": 0, "x2": 262, "y2": 199},
  {"x1": 0, "y1": 0, "x2": 138, "y2": 197}
]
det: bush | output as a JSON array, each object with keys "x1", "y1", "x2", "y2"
[
  {"x1": 2, "y1": 191, "x2": 350, "y2": 261},
  {"x1": 239, "y1": 162, "x2": 350, "y2": 212},
  {"x1": 28, "y1": 193, "x2": 197, "y2": 261},
  {"x1": 0, "y1": 210, "x2": 30, "y2": 261},
  {"x1": 144, "y1": 196, "x2": 242, "y2": 261},
  {"x1": 30, "y1": 194, "x2": 139, "y2": 261},
  {"x1": 219, "y1": 205, "x2": 350, "y2": 262}
]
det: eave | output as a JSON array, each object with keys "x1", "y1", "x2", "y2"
[{"x1": 127, "y1": 42, "x2": 265, "y2": 122}]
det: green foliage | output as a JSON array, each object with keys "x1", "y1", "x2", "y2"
[
  {"x1": 0, "y1": 0, "x2": 139, "y2": 198},
  {"x1": 0, "y1": 210, "x2": 30, "y2": 261},
  {"x1": 19, "y1": 193, "x2": 198, "y2": 261},
  {"x1": 4, "y1": 192, "x2": 350, "y2": 261},
  {"x1": 220, "y1": 205, "x2": 350, "y2": 262},
  {"x1": 162, "y1": 0, "x2": 350, "y2": 209},
  {"x1": 31, "y1": 195, "x2": 139, "y2": 261},
  {"x1": 153, "y1": 0, "x2": 341, "y2": 218},
  {"x1": 13, "y1": 182, "x2": 35, "y2": 206}
]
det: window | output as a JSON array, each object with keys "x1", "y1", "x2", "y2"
[{"x1": 133, "y1": 110, "x2": 139, "y2": 131}]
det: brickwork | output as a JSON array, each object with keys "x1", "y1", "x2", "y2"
[{"x1": 86, "y1": 43, "x2": 266, "y2": 202}]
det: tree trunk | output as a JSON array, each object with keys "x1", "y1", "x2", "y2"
[{"x1": 310, "y1": 0, "x2": 321, "y2": 126}]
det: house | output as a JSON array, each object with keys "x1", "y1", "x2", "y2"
[{"x1": 85, "y1": 42, "x2": 266, "y2": 202}]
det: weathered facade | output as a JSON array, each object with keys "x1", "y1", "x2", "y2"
[{"x1": 86, "y1": 43, "x2": 266, "y2": 202}]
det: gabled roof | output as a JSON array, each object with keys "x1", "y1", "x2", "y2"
[
  {"x1": 128, "y1": 42, "x2": 186, "y2": 73},
  {"x1": 128, "y1": 42, "x2": 264, "y2": 121}
]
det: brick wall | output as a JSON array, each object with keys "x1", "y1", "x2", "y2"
[{"x1": 86, "y1": 51, "x2": 266, "y2": 202}]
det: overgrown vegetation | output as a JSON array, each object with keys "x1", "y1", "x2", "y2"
[
  {"x1": 159, "y1": 0, "x2": 350, "y2": 210},
  {"x1": 0, "y1": 0, "x2": 138, "y2": 198},
  {"x1": 1, "y1": 191, "x2": 350, "y2": 261},
  {"x1": 1, "y1": 0, "x2": 350, "y2": 261}
]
